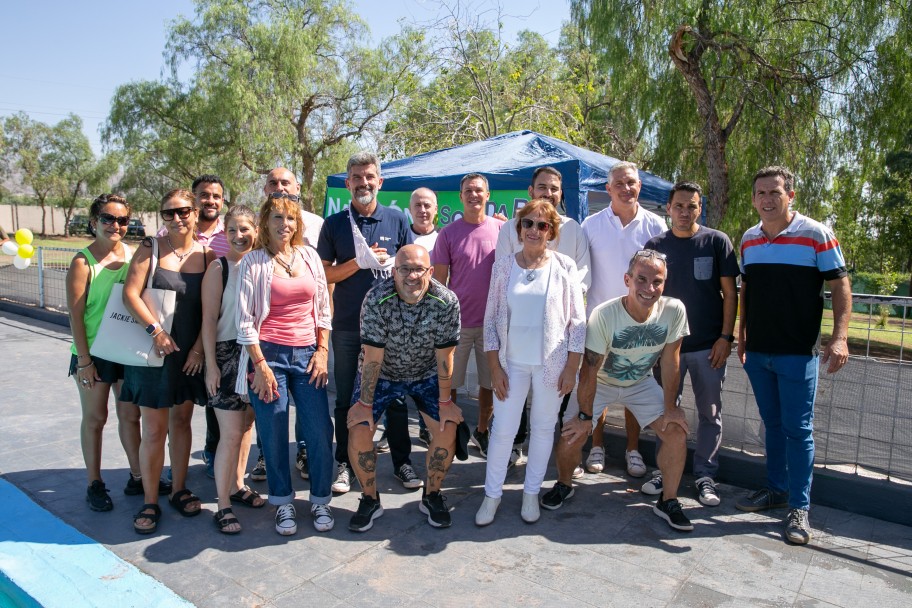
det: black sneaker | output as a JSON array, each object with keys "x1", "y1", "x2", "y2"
[
  {"x1": 540, "y1": 482, "x2": 575, "y2": 510},
  {"x1": 785, "y1": 508, "x2": 812, "y2": 544},
  {"x1": 653, "y1": 494, "x2": 694, "y2": 531},
  {"x1": 419, "y1": 491, "x2": 452, "y2": 528},
  {"x1": 418, "y1": 427, "x2": 431, "y2": 446},
  {"x1": 349, "y1": 493, "x2": 383, "y2": 532},
  {"x1": 86, "y1": 480, "x2": 113, "y2": 512},
  {"x1": 124, "y1": 474, "x2": 171, "y2": 496},
  {"x1": 394, "y1": 464, "x2": 424, "y2": 490},
  {"x1": 471, "y1": 427, "x2": 489, "y2": 457},
  {"x1": 295, "y1": 448, "x2": 309, "y2": 480},
  {"x1": 735, "y1": 488, "x2": 788, "y2": 512},
  {"x1": 250, "y1": 455, "x2": 267, "y2": 482}
]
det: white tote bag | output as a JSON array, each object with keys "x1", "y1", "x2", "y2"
[{"x1": 91, "y1": 239, "x2": 176, "y2": 367}]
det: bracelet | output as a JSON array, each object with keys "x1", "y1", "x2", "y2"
[
  {"x1": 357, "y1": 399, "x2": 373, "y2": 408},
  {"x1": 77, "y1": 353, "x2": 90, "y2": 359},
  {"x1": 191, "y1": 350, "x2": 202, "y2": 356},
  {"x1": 438, "y1": 398, "x2": 453, "y2": 405},
  {"x1": 252, "y1": 357, "x2": 265, "y2": 366},
  {"x1": 76, "y1": 361, "x2": 95, "y2": 370},
  {"x1": 151, "y1": 329, "x2": 164, "y2": 339}
]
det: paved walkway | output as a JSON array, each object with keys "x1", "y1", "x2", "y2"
[{"x1": 0, "y1": 310, "x2": 910, "y2": 607}]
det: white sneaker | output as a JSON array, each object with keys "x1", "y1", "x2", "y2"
[
  {"x1": 571, "y1": 465, "x2": 585, "y2": 479},
  {"x1": 475, "y1": 496, "x2": 501, "y2": 526},
  {"x1": 376, "y1": 436, "x2": 390, "y2": 454},
  {"x1": 509, "y1": 444, "x2": 527, "y2": 467},
  {"x1": 641, "y1": 471, "x2": 663, "y2": 495},
  {"x1": 625, "y1": 450, "x2": 647, "y2": 478},
  {"x1": 521, "y1": 492, "x2": 540, "y2": 523},
  {"x1": 585, "y1": 446, "x2": 605, "y2": 473},
  {"x1": 331, "y1": 463, "x2": 352, "y2": 494},
  {"x1": 310, "y1": 504, "x2": 334, "y2": 532},
  {"x1": 275, "y1": 504, "x2": 297, "y2": 536},
  {"x1": 695, "y1": 477, "x2": 721, "y2": 506}
]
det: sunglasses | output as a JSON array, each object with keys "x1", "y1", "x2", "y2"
[
  {"x1": 161, "y1": 207, "x2": 195, "y2": 221},
  {"x1": 97, "y1": 213, "x2": 130, "y2": 226},
  {"x1": 520, "y1": 218, "x2": 551, "y2": 231},
  {"x1": 268, "y1": 192, "x2": 300, "y2": 202},
  {"x1": 633, "y1": 249, "x2": 667, "y2": 261}
]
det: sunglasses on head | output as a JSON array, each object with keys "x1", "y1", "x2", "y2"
[
  {"x1": 633, "y1": 249, "x2": 667, "y2": 262},
  {"x1": 160, "y1": 207, "x2": 195, "y2": 221},
  {"x1": 268, "y1": 192, "x2": 300, "y2": 202},
  {"x1": 97, "y1": 213, "x2": 130, "y2": 226},
  {"x1": 520, "y1": 218, "x2": 550, "y2": 231}
]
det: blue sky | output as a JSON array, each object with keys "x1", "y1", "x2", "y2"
[{"x1": 1, "y1": 1, "x2": 569, "y2": 155}]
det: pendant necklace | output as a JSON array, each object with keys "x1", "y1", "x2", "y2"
[
  {"x1": 521, "y1": 251, "x2": 546, "y2": 283},
  {"x1": 274, "y1": 249, "x2": 296, "y2": 274},
  {"x1": 167, "y1": 236, "x2": 192, "y2": 262}
]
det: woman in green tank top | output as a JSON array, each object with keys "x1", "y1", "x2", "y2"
[{"x1": 66, "y1": 194, "x2": 152, "y2": 513}]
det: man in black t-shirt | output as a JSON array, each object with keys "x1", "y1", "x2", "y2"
[
  {"x1": 345, "y1": 244, "x2": 465, "y2": 532},
  {"x1": 645, "y1": 182, "x2": 739, "y2": 507}
]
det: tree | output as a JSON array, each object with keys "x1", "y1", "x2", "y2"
[
  {"x1": 1, "y1": 113, "x2": 56, "y2": 236},
  {"x1": 572, "y1": 0, "x2": 893, "y2": 229},
  {"x1": 105, "y1": 0, "x2": 428, "y2": 213}
]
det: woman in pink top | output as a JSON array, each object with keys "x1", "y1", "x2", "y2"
[{"x1": 235, "y1": 193, "x2": 333, "y2": 536}]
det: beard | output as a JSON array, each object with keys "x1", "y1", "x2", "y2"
[{"x1": 354, "y1": 189, "x2": 375, "y2": 206}]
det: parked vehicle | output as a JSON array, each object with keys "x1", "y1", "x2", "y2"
[
  {"x1": 126, "y1": 219, "x2": 146, "y2": 238},
  {"x1": 67, "y1": 215, "x2": 95, "y2": 237}
]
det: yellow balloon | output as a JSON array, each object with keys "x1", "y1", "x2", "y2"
[
  {"x1": 15, "y1": 228, "x2": 34, "y2": 245},
  {"x1": 18, "y1": 243, "x2": 35, "y2": 259}
]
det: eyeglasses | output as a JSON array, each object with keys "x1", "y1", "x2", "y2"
[
  {"x1": 633, "y1": 250, "x2": 667, "y2": 262},
  {"x1": 395, "y1": 266, "x2": 430, "y2": 277},
  {"x1": 268, "y1": 192, "x2": 300, "y2": 202},
  {"x1": 97, "y1": 213, "x2": 130, "y2": 226},
  {"x1": 161, "y1": 207, "x2": 195, "y2": 221},
  {"x1": 520, "y1": 218, "x2": 551, "y2": 231}
]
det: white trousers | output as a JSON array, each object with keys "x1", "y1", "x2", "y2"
[{"x1": 484, "y1": 360, "x2": 562, "y2": 498}]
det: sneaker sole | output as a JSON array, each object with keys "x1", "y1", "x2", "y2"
[
  {"x1": 785, "y1": 530, "x2": 811, "y2": 544},
  {"x1": 652, "y1": 504, "x2": 694, "y2": 531},
  {"x1": 249, "y1": 473, "x2": 267, "y2": 482},
  {"x1": 86, "y1": 496, "x2": 113, "y2": 512},
  {"x1": 699, "y1": 495, "x2": 721, "y2": 507},
  {"x1": 349, "y1": 506, "x2": 384, "y2": 532},
  {"x1": 331, "y1": 483, "x2": 352, "y2": 494},
  {"x1": 585, "y1": 464, "x2": 604, "y2": 473},
  {"x1": 540, "y1": 488, "x2": 574, "y2": 511},
  {"x1": 418, "y1": 502, "x2": 452, "y2": 528},
  {"x1": 276, "y1": 524, "x2": 297, "y2": 536},
  {"x1": 627, "y1": 467, "x2": 647, "y2": 478},
  {"x1": 313, "y1": 519, "x2": 334, "y2": 532},
  {"x1": 641, "y1": 485, "x2": 663, "y2": 496},
  {"x1": 398, "y1": 479, "x2": 424, "y2": 490}
]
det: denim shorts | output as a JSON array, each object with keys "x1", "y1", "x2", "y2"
[{"x1": 352, "y1": 373, "x2": 441, "y2": 423}]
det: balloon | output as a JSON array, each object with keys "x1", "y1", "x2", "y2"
[
  {"x1": 1, "y1": 240, "x2": 18, "y2": 256},
  {"x1": 13, "y1": 255, "x2": 31, "y2": 270},
  {"x1": 17, "y1": 243, "x2": 35, "y2": 259},
  {"x1": 14, "y1": 229, "x2": 33, "y2": 245}
]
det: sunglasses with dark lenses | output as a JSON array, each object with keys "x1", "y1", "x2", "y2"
[
  {"x1": 97, "y1": 213, "x2": 130, "y2": 226},
  {"x1": 161, "y1": 207, "x2": 195, "y2": 221},
  {"x1": 520, "y1": 218, "x2": 551, "y2": 231},
  {"x1": 268, "y1": 192, "x2": 301, "y2": 202},
  {"x1": 634, "y1": 249, "x2": 667, "y2": 262}
]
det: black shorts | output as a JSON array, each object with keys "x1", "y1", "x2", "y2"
[{"x1": 68, "y1": 353, "x2": 125, "y2": 384}]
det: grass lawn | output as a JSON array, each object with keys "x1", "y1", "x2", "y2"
[{"x1": 820, "y1": 309, "x2": 907, "y2": 361}]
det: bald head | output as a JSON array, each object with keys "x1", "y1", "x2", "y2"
[
  {"x1": 395, "y1": 244, "x2": 431, "y2": 267},
  {"x1": 394, "y1": 244, "x2": 433, "y2": 303},
  {"x1": 265, "y1": 168, "x2": 300, "y2": 196}
]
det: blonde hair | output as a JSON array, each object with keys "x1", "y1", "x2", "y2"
[{"x1": 256, "y1": 195, "x2": 304, "y2": 250}]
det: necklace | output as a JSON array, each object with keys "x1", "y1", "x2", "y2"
[
  {"x1": 167, "y1": 236, "x2": 192, "y2": 262},
  {"x1": 274, "y1": 248, "x2": 296, "y2": 274},
  {"x1": 520, "y1": 251, "x2": 547, "y2": 283}
]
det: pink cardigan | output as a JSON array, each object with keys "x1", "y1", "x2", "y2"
[{"x1": 483, "y1": 251, "x2": 586, "y2": 389}]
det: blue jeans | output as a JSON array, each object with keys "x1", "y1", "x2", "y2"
[
  {"x1": 248, "y1": 342, "x2": 332, "y2": 506},
  {"x1": 743, "y1": 352, "x2": 818, "y2": 509},
  {"x1": 332, "y1": 330, "x2": 411, "y2": 469}
]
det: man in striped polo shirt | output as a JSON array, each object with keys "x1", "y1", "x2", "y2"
[{"x1": 735, "y1": 166, "x2": 852, "y2": 545}]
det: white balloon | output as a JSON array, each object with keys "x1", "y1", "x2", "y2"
[
  {"x1": 12, "y1": 255, "x2": 31, "y2": 270},
  {"x1": 1, "y1": 240, "x2": 19, "y2": 256}
]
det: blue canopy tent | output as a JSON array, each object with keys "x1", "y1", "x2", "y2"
[{"x1": 324, "y1": 130, "x2": 675, "y2": 223}]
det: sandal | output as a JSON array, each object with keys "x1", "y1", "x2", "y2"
[
  {"x1": 229, "y1": 486, "x2": 266, "y2": 508},
  {"x1": 169, "y1": 488, "x2": 202, "y2": 517},
  {"x1": 133, "y1": 503, "x2": 161, "y2": 534},
  {"x1": 214, "y1": 507, "x2": 241, "y2": 535}
]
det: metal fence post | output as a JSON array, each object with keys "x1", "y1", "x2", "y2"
[{"x1": 37, "y1": 247, "x2": 45, "y2": 308}]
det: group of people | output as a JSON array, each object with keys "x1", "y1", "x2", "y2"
[{"x1": 66, "y1": 152, "x2": 850, "y2": 546}]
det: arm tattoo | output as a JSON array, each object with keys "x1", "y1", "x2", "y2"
[
  {"x1": 583, "y1": 348, "x2": 604, "y2": 368},
  {"x1": 360, "y1": 361, "x2": 381, "y2": 405}
]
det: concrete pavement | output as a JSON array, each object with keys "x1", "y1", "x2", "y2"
[{"x1": 0, "y1": 309, "x2": 910, "y2": 607}]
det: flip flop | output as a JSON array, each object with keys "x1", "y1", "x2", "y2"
[
  {"x1": 229, "y1": 486, "x2": 266, "y2": 508},
  {"x1": 169, "y1": 488, "x2": 202, "y2": 517},
  {"x1": 133, "y1": 503, "x2": 161, "y2": 534},
  {"x1": 214, "y1": 507, "x2": 241, "y2": 535}
]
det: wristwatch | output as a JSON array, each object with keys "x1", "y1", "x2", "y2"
[
  {"x1": 577, "y1": 411, "x2": 593, "y2": 422},
  {"x1": 145, "y1": 322, "x2": 161, "y2": 336},
  {"x1": 720, "y1": 334, "x2": 735, "y2": 343}
]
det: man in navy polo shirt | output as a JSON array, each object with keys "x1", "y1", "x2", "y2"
[
  {"x1": 644, "y1": 181, "x2": 739, "y2": 507},
  {"x1": 735, "y1": 166, "x2": 851, "y2": 546},
  {"x1": 317, "y1": 152, "x2": 415, "y2": 494}
]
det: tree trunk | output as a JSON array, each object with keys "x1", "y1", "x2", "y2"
[
  {"x1": 300, "y1": 153, "x2": 316, "y2": 214},
  {"x1": 38, "y1": 198, "x2": 47, "y2": 237}
]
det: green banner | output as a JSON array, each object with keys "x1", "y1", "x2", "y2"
[{"x1": 324, "y1": 188, "x2": 531, "y2": 226}]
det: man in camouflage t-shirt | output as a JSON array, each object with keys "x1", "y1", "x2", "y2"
[{"x1": 346, "y1": 244, "x2": 465, "y2": 531}]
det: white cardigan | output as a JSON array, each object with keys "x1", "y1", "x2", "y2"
[{"x1": 233, "y1": 246, "x2": 332, "y2": 394}]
